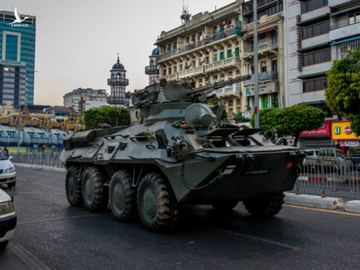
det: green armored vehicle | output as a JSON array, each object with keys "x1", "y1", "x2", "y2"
[{"x1": 59, "y1": 75, "x2": 304, "y2": 232}]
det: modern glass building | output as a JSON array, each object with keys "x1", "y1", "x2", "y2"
[{"x1": 0, "y1": 10, "x2": 36, "y2": 105}]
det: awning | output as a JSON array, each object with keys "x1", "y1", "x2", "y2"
[
  {"x1": 296, "y1": 13, "x2": 330, "y2": 26},
  {"x1": 331, "y1": 5, "x2": 360, "y2": 17},
  {"x1": 297, "y1": 71, "x2": 327, "y2": 79},
  {"x1": 297, "y1": 42, "x2": 331, "y2": 52},
  {"x1": 243, "y1": 26, "x2": 277, "y2": 39},
  {"x1": 331, "y1": 35, "x2": 360, "y2": 46}
]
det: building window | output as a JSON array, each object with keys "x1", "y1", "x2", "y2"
[
  {"x1": 337, "y1": 39, "x2": 360, "y2": 59},
  {"x1": 302, "y1": 20, "x2": 329, "y2": 39},
  {"x1": 303, "y1": 76, "x2": 327, "y2": 92},
  {"x1": 244, "y1": 4, "x2": 283, "y2": 24},
  {"x1": 220, "y1": 52, "x2": 225, "y2": 60},
  {"x1": 301, "y1": 0, "x2": 328, "y2": 14},
  {"x1": 349, "y1": 12, "x2": 360, "y2": 25},
  {"x1": 214, "y1": 54, "x2": 218, "y2": 62},
  {"x1": 235, "y1": 47, "x2": 240, "y2": 57},
  {"x1": 228, "y1": 71, "x2": 233, "y2": 77},
  {"x1": 303, "y1": 47, "x2": 331, "y2": 66},
  {"x1": 261, "y1": 61, "x2": 267, "y2": 72},
  {"x1": 227, "y1": 49, "x2": 232, "y2": 58}
]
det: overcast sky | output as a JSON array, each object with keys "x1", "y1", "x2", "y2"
[{"x1": 0, "y1": 0, "x2": 235, "y2": 106}]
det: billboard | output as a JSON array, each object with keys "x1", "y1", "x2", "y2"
[
  {"x1": 331, "y1": 121, "x2": 360, "y2": 140},
  {"x1": 300, "y1": 121, "x2": 330, "y2": 137}
]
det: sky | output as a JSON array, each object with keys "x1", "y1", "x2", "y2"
[{"x1": 0, "y1": 0, "x2": 235, "y2": 106}]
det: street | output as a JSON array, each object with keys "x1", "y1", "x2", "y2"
[{"x1": 1, "y1": 167, "x2": 359, "y2": 270}]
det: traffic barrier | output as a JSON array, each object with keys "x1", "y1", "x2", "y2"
[
  {"x1": 10, "y1": 152, "x2": 64, "y2": 169},
  {"x1": 295, "y1": 161, "x2": 340, "y2": 197},
  {"x1": 346, "y1": 157, "x2": 360, "y2": 196}
]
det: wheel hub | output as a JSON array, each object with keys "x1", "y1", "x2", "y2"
[
  {"x1": 143, "y1": 188, "x2": 157, "y2": 219},
  {"x1": 85, "y1": 178, "x2": 93, "y2": 202},
  {"x1": 114, "y1": 183, "x2": 124, "y2": 210}
]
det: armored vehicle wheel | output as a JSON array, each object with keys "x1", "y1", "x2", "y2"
[
  {"x1": 0, "y1": 240, "x2": 8, "y2": 250},
  {"x1": 212, "y1": 201, "x2": 238, "y2": 210},
  {"x1": 109, "y1": 170, "x2": 137, "y2": 222},
  {"x1": 243, "y1": 192, "x2": 284, "y2": 217},
  {"x1": 137, "y1": 173, "x2": 178, "y2": 232},
  {"x1": 65, "y1": 165, "x2": 83, "y2": 206},
  {"x1": 82, "y1": 166, "x2": 109, "y2": 213}
]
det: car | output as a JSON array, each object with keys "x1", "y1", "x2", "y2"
[
  {"x1": 302, "y1": 149, "x2": 319, "y2": 166},
  {"x1": 0, "y1": 150, "x2": 16, "y2": 189},
  {"x1": 0, "y1": 188, "x2": 16, "y2": 250}
]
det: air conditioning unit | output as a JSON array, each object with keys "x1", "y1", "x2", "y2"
[
  {"x1": 222, "y1": 19, "x2": 227, "y2": 25},
  {"x1": 186, "y1": 61, "x2": 192, "y2": 66},
  {"x1": 199, "y1": 58, "x2": 205, "y2": 63}
]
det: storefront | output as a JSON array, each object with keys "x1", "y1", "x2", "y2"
[
  {"x1": 299, "y1": 121, "x2": 333, "y2": 149},
  {"x1": 331, "y1": 121, "x2": 360, "y2": 155}
]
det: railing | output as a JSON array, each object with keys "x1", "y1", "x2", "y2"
[
  {"x1": 107, "y1": 77, "x2": 129, "y2": 86},
  {"x1": 244, "y1": 38, "x2": 278, "y2": 53},
  {"x1": 331, "y1": 19, "x2": 360, "y2": 31},
  {"x1": 107, "y1": 97, "x2": 130, "y2": 105},
  {"x1": 244, "y1": 71, "x2": 278, "y2": 84},
  {"x1": 346, "y1": 157, "x2": 360, "y2": 196},
  {"x1": 11, "y1": 152, "x2": 64, "y2": 168},
  {"x1": 158, "y1": 28, "x2": 236, "y2": 61},
  {"x1": 145, "y1": 65, "x2": 159, "y2": 75}
]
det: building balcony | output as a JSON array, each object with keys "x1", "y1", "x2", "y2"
[
  {"x1": 244, "y1": 71, "x2": 278, "y2": 85},
  {"x1": 243, "y1": 39, "x2": 278, "y2": 60},
  {"x1": 213, "y1": 86, "x2": 240, "y2": 98},
  {"x1": 330, "y1": 21, "x2": 360, "y2": 41},
  {"x1": 158, "y1": 27, "x2": 237, "y2": 62},
  {"x1": 145, "y1": 65, "x2": 159, "y2": 75},
  {"x1": 107, "y1": 77, "x2": 129, "y2": 86},
  {"x1": 178, "y1": 66, "x2": 205, "y2": 79},
  {"x1": 204, "y1": 57, "x2": 241, "y2": 73},
  {"x1": 329, "y1": 0, "x2": 356, "y2": 8},
  {"x1": 107, "y1": 97, "x2": 129, "y2": 105}
]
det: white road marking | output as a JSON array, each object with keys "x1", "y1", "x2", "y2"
[{"x1": 17, "y1": 177, "x2": 27, "y2": 181}]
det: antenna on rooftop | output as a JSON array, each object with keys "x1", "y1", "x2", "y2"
[{"x1": 180, "y1": 0, "x2": 191, "y2": 24}]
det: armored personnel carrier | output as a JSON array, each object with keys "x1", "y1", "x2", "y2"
[{"x1": 59, "y1": 75, "x2": 305, "y2": 232}]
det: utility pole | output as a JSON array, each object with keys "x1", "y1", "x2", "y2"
[{"x1": 253, "y1": 0, "x2": 259, "y2": 128}]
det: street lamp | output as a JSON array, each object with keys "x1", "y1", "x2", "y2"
[{"x1": 3, "y1": 66, "x2": 35, "y2": 155}]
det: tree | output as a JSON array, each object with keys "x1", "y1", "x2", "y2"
[
  {"x1": 84, "y1": 107, "x2": 130, "y2": 128},
  {"x1": 125, "y1": 91, "x2": 132, "y2": 99},
  {"x1": 325, "y1": 46, "x2": 360, "y2": 135},
  {"x1": 232, "y1": 111, "x2": 246, "y2": 123},
  {"x1": 209, "y1": 102, "x2": 228, "y2": 121},
  {"x1": 250, "y1": 105, "x2": 326, "y2": 146}
]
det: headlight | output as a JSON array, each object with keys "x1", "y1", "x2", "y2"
[
  {"x1": 3, "y1": 167, "x2": 15, "y2": 174},
  {"x1": 0, "y1": 202, "x2": 15, "y2": 215}
]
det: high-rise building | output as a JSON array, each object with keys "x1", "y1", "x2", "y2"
[{"x1": 0, "y1": 9, "x2": 36, "y2": 105}]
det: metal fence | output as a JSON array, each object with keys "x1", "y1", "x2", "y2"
[
  {"x1": 295, "y1": 162, "x2": 340, "y2": 197},
  {"x1": 10, "y1": 152, "x2": 64, "y2": 168},
  {"x1": 295, "y1": 158, "x2": 360, "y2": 197}
]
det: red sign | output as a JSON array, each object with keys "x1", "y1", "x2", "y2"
[
  {"x1": 300, "y1": 121, "x2": 330, "y2": 137},
  {"x1": 344, "y1": 126, "x2": 352, "y2": 134}
]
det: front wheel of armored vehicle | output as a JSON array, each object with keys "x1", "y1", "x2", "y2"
[
  {"x1": 137, "y1": 173, "x2": 178, "y2": 232},
  {"x1": 82, "y1": 166, "x2": 109, "y2": 213},
  {"x1": 243, "y1": 192, "x2": 284, "y2": 217},
  {"x1": 109, "y1": 170, "x2": 137, "y2": 222},
  {"x1": 212, "y1": 201, "x2": 239, "y2": 210},
  {"x1": 65, "y1": 165, "x2": 83, "y2": 206}
]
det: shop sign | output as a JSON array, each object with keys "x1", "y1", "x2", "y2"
[
  {"x1": 340, "y1": 141, "x2": 359, "y2": 147},
  {"x1": 245, "y1": 82, "x2": 278, "y2": 97},
  {"x1": 300, "y1": 121, "x2": 330, "y2": 137},
  {"x1": 33, "y1": 144, "x2": 38, "y2": 148},
  {"x1": 331, "y1": 121, "x2": 360, "y2": 140},
  {"x1": 43, "y1": 145, "x2": 47, "y2": 148}
]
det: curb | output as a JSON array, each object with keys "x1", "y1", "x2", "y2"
[
  {"x1": 284, "y1": 192, "x2": 344, "y2": 210},
  {"x1": 344, "y1": 200, "x2": 360, "y2": 214},
  {"x1": 14, "y1": 163, "x2": 66, "y2": 173}
]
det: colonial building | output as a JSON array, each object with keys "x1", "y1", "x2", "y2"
[
  {"x1": 155, "y1": 0, "x2": 244, "y2": 118},
  {"x1": 107, "y1": 56, "x2": 129, "y2": 107},
  {"x1": 145, "y1": 48, "x2": 160, "y2": 85},
  {"x1": 241, "y1": 0, "x2": 285, "y2": 120}
]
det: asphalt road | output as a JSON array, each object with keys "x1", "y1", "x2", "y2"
[{"x1": 0, "y1": 167, "x2": 359, "y2": 270}]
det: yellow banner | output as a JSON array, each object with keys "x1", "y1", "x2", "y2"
[{"x1": 331, "y1": 121, "x2": 360, "y2": 140}]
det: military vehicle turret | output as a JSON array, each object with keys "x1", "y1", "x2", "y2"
[{"x1": 59, "y1": 75, "x2": 305, "y2": 232}]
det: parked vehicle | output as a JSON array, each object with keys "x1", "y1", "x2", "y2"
[
  {"x1": 0, "y1": 150, "x2": 16, "y2": 189},
  {"x1": 0, "y1": 188, "x2": 16, "y2": 250},
  {"x1": 302, "y1": 149, "x2": 319, "y2": 166},
  {"x1": 305, "y1": 148, "x2": 353, "y2": 172}
]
